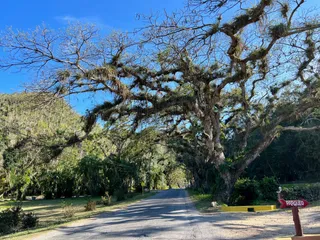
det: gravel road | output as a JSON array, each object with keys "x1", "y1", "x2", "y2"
[{"x1": 30, "y1": 189, "x2": 320, "y2": 240}]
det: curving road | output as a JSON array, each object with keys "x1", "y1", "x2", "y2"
[{"x1": 32, "y1": 189, "x2": 221, "y2": 240}]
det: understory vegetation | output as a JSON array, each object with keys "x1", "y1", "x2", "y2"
[
  {"x1": 190, "y1": 180, "x2": 320, "y2": 210},
  {"x1": 189, "y1": 181, "x2": 320, "y2": 213},
  {"x1": 187, "y1": 189, "x2": 213, "y2": 212},
  {"x1": 0, "y1": 206, "x2": 38, "y2": 235}
]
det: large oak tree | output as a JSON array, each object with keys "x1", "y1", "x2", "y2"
[{"x1": 2, "y1": 0, "x2": 320, "y2": 201}]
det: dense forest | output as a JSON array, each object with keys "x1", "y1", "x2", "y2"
[
  {"x1": 0, "y1": 93, "x2": 187, "y2": 200},
  {"x1": 248, "y1": 128, "x2": 320, "y2": 183}
]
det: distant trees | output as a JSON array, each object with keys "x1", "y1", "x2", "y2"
[
  {"x1": 166, "y1": 166, "x2": 187, "y2": 189},
  {"x1": 0, "y1": 93, "x2": 186, "y2": 199},
  {"x1": 1, "y1": 0, "x2": 320, "y2": 202},
  {"x1": 0, "y1": 93, "x2": 81, "y2": 199}
]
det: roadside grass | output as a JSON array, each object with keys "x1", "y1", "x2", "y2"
[
  {"x1": 0, "y1": 192, "x2": 156, "y2": 239},
  {"x1": 188, "y1": 185, "x2": 320, "y2": 214},
  {"x1": 187, "y1": 189, "x2": 215, "y2": 213},
  {"x1": 311, "y1": 200, "x2": 320, "y2": 206},
  {"x1": 187, "y1": 189, "x2": 277, "y2": 212}
]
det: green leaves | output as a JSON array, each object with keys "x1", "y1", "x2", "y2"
[{"x1": 0, "y1": 93, "x2": 83, "y2": 199}]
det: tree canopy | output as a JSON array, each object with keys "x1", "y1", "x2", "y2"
[{"x1": 1, "y1": 0, "x2": 320, "y2": 202}]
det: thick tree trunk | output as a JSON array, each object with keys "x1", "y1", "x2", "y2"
[
  {"x1": 210, "y1": 128, "x2": 278, "y2": 203},
  {"x1": 214, "y1": 171, "x2": 237, "y2": 203}
]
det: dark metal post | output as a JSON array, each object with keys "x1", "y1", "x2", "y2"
[{"x1": 292, "y1": 206, "x2": 303, "y2": 236}]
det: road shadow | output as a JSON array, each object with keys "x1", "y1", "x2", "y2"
[{"x1": 49, "y1": 189, "x2": 319, "y2": 240}]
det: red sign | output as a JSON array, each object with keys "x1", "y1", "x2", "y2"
[{"x1": 279, "y1": 199, "x2": 309, "y2": 209}]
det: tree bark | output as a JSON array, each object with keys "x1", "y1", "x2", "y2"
[{"x1": 213, "y1": 170, "x2": 236, "y2": 203}]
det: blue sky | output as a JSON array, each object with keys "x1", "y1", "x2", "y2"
[
  {"x1": 0, "y1": 0, "x2": 319, "y2": 114},
  {"x1": 0, "y1": 0, "x2": 184, "y2": 113}
]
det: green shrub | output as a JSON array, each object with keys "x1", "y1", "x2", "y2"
[
  {"x1": 0, "y1": 206, "x2": 22, "y2": 234},
  {"x1": 0, "y1": 206, "x2": 38, "y2": 235},
  {"x1": 114, "y1": 189, "x2": 126, "y2": 201},
  {"x1": 282, "y1": 183, "x2": 320, "y2": 202},
  {"x1": 21, "y1": 212, "x2": 38, "y2": 229},
  {"x1": 259, "y1": 177, "x2": 279, "y2": 200},
  {"x1": 0, "y1": 223, "x2": 12, "y2": 235},
  {"x1": 84, "y1": 200, "x2": 96, "y2": 211},
  {"x1": 230, "y1": 178, "x2": 260, "y2": 205}
]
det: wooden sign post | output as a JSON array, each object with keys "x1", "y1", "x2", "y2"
[
  {"x1": 279, "y1": 199, "x2": 309, "y2": 236},
  {"x1": 292, "y1": 206, "x2": 303, "y2": 236},
  {"x1": 277, "y1": 188, "x2": 309, "y2": 237}
]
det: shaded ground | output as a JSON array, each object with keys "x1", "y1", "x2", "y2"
[
  {"x1": 0, "y1": 192, "x2": 155, "y2": 236},
  {"x1": 21, "y1": 189, "x2": 320, "y2": 240},
  {"x1": 0, "y1": 196, "x2": 103, "y2": 227}
]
